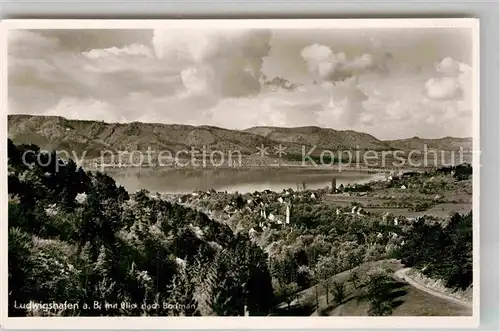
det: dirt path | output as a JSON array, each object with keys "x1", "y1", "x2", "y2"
[{"x1": 394, "y1": 268, "x2": 472, "y2": 309}]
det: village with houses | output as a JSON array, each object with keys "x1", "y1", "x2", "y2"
[{"x1": 161, "y1": 164, "x2": 472, "y2": 240}]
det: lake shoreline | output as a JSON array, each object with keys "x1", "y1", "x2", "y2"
[
  {"x1": 92, "y1": 165, "x2": 434, "y2": 195},
  {"x1": 86, "y1": 165, "x2": 422, "y2": 174}
]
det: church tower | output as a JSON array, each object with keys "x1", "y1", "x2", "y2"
[
  {"x1": 285, "y1": 201, "x2": 291, "y2": 224},
  {"x1": 331, "y1": 177, "x2": 337, "y2": 194}
]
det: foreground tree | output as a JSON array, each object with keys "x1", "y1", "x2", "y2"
[{"x1": 362, "y1": 273, "x2": 394, "y2": 316}]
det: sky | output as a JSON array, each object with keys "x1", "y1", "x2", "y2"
[{"x1": 8, "y1": 27, "x2": 474, "y2": 140}]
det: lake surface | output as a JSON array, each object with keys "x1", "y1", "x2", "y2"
[{"x1": 100, "y1": 167, "x2": 387, "y2": 194}]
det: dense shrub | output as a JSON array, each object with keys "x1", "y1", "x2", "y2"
[{"x1": 395, "y1": 212, "x2": 472, "y2": 290}]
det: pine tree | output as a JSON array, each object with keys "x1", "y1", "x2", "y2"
[{"x1": 193, "y1": 250, "x2": 222, "y2": 315}]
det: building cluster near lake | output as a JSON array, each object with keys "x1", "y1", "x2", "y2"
[{"x1": 161, "y1": 164, "x2": 471, "y2": 238}]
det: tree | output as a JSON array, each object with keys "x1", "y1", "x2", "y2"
[
  {"x1": 8, "y1": 227, "x2": 33, "y2": 316},
  {"x1": 332, "y1": 281, "x2": 346, "y2": 304},
  {"x1": 275, "y1": 281, "x2": 298, "y2": 311},
  {"x1": 363, "y1": 273, "x2": 394, "y2": 316},
  {"x1": 394, "y1": 212, "x2": 472, "y2": 290},
  {"x1": 315, "y1": 255, "x2": 338, "y2": 304},
  {"x1": 167, "y1": 269, "x2": 195, "y2": 316},
  {"x1": 348, "y1": 270, "x2": 360, "y2": 289},
  {"x1": 192, "y1": 250, "x2": 220, "y2": 316}
]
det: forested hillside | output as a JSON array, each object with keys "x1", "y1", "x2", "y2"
[
  {"x1": 8, "y1": 139, "x2": 274, "y2": 316},
  {"x1": 8, "y1": 115, "x2": 472, "y2": 159}
]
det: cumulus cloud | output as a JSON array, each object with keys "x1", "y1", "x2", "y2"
[
  {"x1": 301, "y1": 43, "x2": 374, "y2": 83},
  {"x1": 152, "y1": 29, "x2": 271, "y2": 97},
  {"x1": 318, "y1": 77, "x2": 370, "y2": 126},
  {"x1": 297, "y1": 43, "x2": 392, "y2": 128},
  {"x1": 204, "y1": 87, "x2": 325, "y2": 129},
  {"x1": 8, "y1": 30, "x2": 60, "y2": 56},
  {"x1": 8, "y1": 29, "x2": 474, "y2": 140},
  {"x1": 297, "y1": 43, "x2": 374, "y2": 128},
  {"x1": 180, "y1": 66, "x2": 211, "y2": 95},
  {"x1": 8, "y1": 29, "x2": 184, "y2": 118},
  {"x1": 82, "y1": 43, "x2": 153, "y2": 59},
  {"x1": 355, "y1": 56, "x2": 474, "y2": 138},
  {"x1": 205, "y1": 96, "x2": 290, "y2": 129},
  {"x1": 152, "y1": 30, "x2": 222, "y2": 63},
  {"x1": 203, "y1": 76, "x2": 373, "y2": 130},
  {"x1": 436, "y1": 56, "x2": 461, "y2": 76},
  {"x1": 424, "y1": 77, "x2": 463, "y2": 100},
  {"x1": 424, "y1": 57, "x2": 471, "y2": 101},
  {"x1": 45, "y1": 97, "x2": 123, "y2": 123},
  {"x1": 81, "y1": 43, "x2": 176, "y2": 77}
]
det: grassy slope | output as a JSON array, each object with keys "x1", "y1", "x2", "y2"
[
  {"x1": 324, "y1": 281, "x2": 471, "y2": 316},
  {"x1": 275, "y1": 259, "x2": 471, "y2": 317}
]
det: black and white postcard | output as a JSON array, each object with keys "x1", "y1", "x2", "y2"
[{"x1": 0, "y1": 18, "x2": 480, "y2": 330}]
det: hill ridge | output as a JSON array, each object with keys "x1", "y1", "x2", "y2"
[{"x1": 8, "y1": 114, "x2": 472, "y2": 157}]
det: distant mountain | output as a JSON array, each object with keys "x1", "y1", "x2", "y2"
[
  {"x1": 7, "y1": 115, "x2": 282, "y2": 157},
  {"x1": 384, "y1": 136, "x2": 473, "y2": 152},
  {"x1": 8, "y1": 115, "x2": 472, "y2": 159},
  {"x1": 244, "y1": 126, "x2": 394, "y2": 151}
]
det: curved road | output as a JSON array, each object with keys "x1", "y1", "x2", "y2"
[{"x1": 394, "y1": 268, "x2": 472, "y2": 309}]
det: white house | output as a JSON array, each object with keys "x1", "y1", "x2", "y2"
[{"x1": 268, "y1": 213, "x2": 276, "y2": 222}]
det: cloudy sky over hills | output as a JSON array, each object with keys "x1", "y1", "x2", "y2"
[{"x1": 8, "y1": 27, "x2": 474, "y2": 139}]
